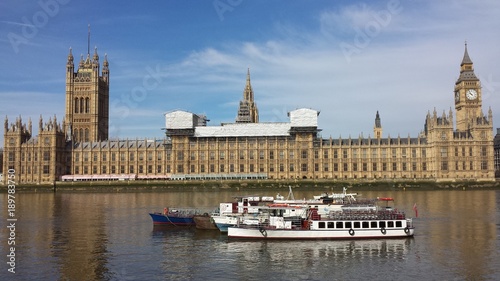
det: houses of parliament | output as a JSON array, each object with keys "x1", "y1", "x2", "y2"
[{"x1": 2, "y1": 43, "x2": 499, "y2": 185}]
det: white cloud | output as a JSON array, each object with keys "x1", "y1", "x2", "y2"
[{"x1": 150, "y1": 2, "x2": 500, "y2": 138}]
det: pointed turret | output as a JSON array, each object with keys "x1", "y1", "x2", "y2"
[
  {"x1": 374, "y1": 111, "x2": 381, "y2": 128},
  {"x1": 244, "y1": 68, "x2": 253, "y2": 101},
  {"x1": 102, "y1": 53, "x2": 109, "y2": 84},
  {"x1": 67, "y1": 47, "x2": 74, "y2": 75},
  {"x1": 236, "y1": 68, "x2": 259, "y2": 123},
  {"x1": 457, "y1": 42, "x2": 477, "y2": 83},
  {"x1": 461, "y1": 42, "x2": 473, "y2": 66},
  {"x1": 93, "y1": 46, "x2": 99, "y2": 63},
  {"x1": 373, "y1": 111, "x2": 382, "y2": 139},
  {"x1": 67, "y1": 47, "x2": 74, "y2": 64},
  {"x1": 28, "y1": 117, "x2": 32, "y2": 134},
  {"x1": 103, "y1": 53, "x2": 109, "y2": 68},
  {"x1": 39, "y1": 115, "x2": 43, "y2": 132}
]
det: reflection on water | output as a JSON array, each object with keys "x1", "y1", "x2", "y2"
[
  {"x1": 222, "y1": 239, "x2": 414, "y2": 281},
  {"x1": 0, "y1": 189, "x2": 499, "y2": 280},
  {"x1": 50, "y1": 194, "x2": 111, "y2": 281}
]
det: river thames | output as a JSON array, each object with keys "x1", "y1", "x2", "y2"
[{"x1": 1, "y1": 188, "x2": 499, "y2": 280}]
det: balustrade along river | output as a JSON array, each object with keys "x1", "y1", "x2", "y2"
[{"x1": 1, "y1": 188, "x2": 499, "y2": 280}]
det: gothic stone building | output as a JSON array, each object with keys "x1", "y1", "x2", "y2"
[
  {"x1": 2, "y1": 44, "x2": 496, "y2": 184},
  {"x1": 494, "y1": 128, "x2": 500, "y2": 178}
]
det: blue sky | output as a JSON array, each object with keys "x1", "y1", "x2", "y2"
[{"x1": 1, "y1": 0, "x2": 500, "y2": 141}]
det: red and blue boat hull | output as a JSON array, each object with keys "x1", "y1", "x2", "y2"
[{"x1": 149, "y1": 213, "x2": 195, "y2": 226}]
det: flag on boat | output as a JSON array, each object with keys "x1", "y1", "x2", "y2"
[{"x1": 413, "y1": 203, "x2": 418, "y2": 218}]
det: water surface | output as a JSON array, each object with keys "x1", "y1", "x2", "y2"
[{"x1": 1, "y1": 189, "x2": 499, "y2": 280}]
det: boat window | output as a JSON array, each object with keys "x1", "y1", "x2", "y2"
[
  {"x1": 327, "y1": 222, "x2": 334, "y2": 228},
  {"x1": 362, "y1": 222, "x2": 369, "y2": 228},
  {"x1": 336, "y1": 222, "x2": 343, "y2": 228},
  {"x1": 318, "y1": 222, "x2": 326, "y2": 229},
  {"x1": 370, "y1": 221, "x2": 378, "y2": 228},
  {"x1": 379, "y1": 221, "x2": 386, "y2": 228},
  {"x1": 396, "y1": 221, "x2": 402, "y2": 228},
  {"x1": 353, "y1": 222, "x2": 361, "y2": 229},
  {"x1": 388, "y1": 221, "x2": 394, "y2": 228},
  {"x1": 345, "y1": 222, "x2": 352, "y2": 229}
]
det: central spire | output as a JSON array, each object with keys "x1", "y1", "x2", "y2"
[
  {"x1": 244, "y1": 68, "x2": 253, "y2": 101},
  {"x1": 236, "y1": 68, "x2": 259, "y2": 123}
]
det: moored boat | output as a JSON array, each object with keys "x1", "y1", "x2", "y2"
[
  {"x1": 149, "y1": 208, "x2": 200, "y2": 226},
  {"x1": 193, "y1": 213, "x2": 218, "y2": 230},
  {"x1": 227, "y1": 198, "x2": 415, "y2": 239},
  {"x1": 213, "y1": 187, "x2": 359, "y2": 232},
  {"x1": 211, "y1": 195, "x2": 274, "y2": 232}
]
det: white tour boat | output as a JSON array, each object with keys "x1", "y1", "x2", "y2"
[
  {"x1": 212, "y1": 187, "x2": 358, "y2": 232},
  {"x1": 227, "y1": 197, "x2": 415, "y2": 239}
]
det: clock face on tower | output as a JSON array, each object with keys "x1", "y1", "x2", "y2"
[
  {"x1": 455, "y1": 91, "x2": 460, "y2": 102},
  {"x1": 466, "y1": 89, "x2": 477, "y2": 100}
]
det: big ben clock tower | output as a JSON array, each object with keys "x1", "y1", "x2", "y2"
[{"x1": 454, "y1": 43, "x2": 482, "y2": 132}]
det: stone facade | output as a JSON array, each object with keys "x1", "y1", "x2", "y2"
[
  {"x1": 1, "y1": 44, "x2": 496, "y2": 184},
  {"x1": 494, "y1": 128, "x2": 500, "y2": 178},
  {"x1": 65, "y1": 47, "x2": 109, "y2": 143},
  {"x1": 3, "y1": 115, "x2": 66, "y2": 183}
]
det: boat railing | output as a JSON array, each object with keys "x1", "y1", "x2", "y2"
[
  {"x1": 328, "y1": 210, "x2": 406, "y2": 220},
  {"x1": 166, "y1": 208, "x2": 212, "y2": 217},
  {"x1": 237, "y1": 214, "x2": 304, "y2": 230}
]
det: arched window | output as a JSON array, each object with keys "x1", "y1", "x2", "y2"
[
  {"x1": 79, "y1": 128, "x2": 84, "y2": 142},
  {"x1": 80, "y1": 98, "x2": 84, "y2": 114},
  {"x1": 84, "y1": 128, "x2": 89, "y2": 142},
  {"x1": 75, "y1": 98, "x2": 79, "y2": 113},
  {"x1": 85, "y1": 98, "x2": 90, "y2": 113}
]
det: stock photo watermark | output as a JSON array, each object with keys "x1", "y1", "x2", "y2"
[
  {"x1": 109, "y1": 64, "x2": 168, "y2": 136},
  {"x1": 7, "y1": 0, "x2": 70, "y2": 54},
  {"x1": 339, "y1": 0, "x2": 403, "y2": 63},
  {"x1": 480, "y1": 74, "x2": 500, "y2": 101},
  {"x1": 213, "y1": 0, "x2": 243, "y2": 21},
  {"x1": 6, "y1": 169, "x2": 17, "y2": 274}
]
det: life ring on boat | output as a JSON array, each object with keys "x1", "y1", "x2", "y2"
[
  {"x1": 404, "y1": 227, "x2": 410, "y2": 234},
  {"x1": 349, "y1": 229, "x2": 355, "y2": 236},
  {"x1": 381, "y1": 228, "x2": 386, "y2": 235},
  {"x1": 163, "y1": 207, "x2": 168, "y2": 215}
]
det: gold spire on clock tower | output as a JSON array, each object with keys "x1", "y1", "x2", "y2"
[{"x1": 454, "y1": 42, "x2": 481, "y2": 132}]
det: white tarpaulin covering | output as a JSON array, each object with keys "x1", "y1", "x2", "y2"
[
  {"x1": 164, "y1": 110, "x2": 196, "y2": 129},
  {"x1": 289, "y1": 108, "x2": 319, "y2": 127},
  {"x1": 164, "y1": 108, "x2": 319, "y2": 137},
  {"x1": 195, "y1": 122, "x2": 291, "y2": 137}
]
